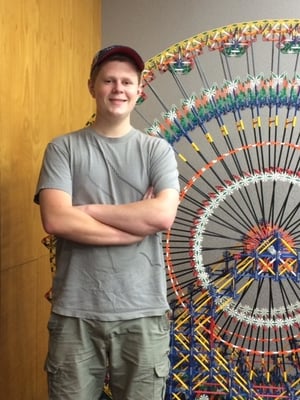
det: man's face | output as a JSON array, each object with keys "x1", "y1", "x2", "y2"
[{"x1": 89, "y1": 60, "x2": 141, "y2": 120}]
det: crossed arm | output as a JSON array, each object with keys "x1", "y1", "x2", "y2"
[{"x1": 39, "y1": 187, "x2": 179, "y2": 246}]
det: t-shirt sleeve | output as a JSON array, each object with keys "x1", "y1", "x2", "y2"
[
  {"x1": 33, "y1": 141, "x2": 72, "y2": 204},
  {"x1": 150, "y1": 138, "x2": 180, "y2": 194}
]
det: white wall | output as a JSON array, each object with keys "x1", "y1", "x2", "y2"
[{"x1": 102, "y1": 0, "x2": 299, "y2": 61}]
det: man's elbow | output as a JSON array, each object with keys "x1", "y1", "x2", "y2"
[
  {"x1": 42, "y1": 220, "x2": 57, "y2": 235},
  {"x1": 154, "y1": 189, "x2": 179, "y2": 231},
  {"x1": 155, "y1": 211, "x2": 177, "y2": 232},
  {"x1": 41, "y1": 215, "x2": 63, "y2": 236}
]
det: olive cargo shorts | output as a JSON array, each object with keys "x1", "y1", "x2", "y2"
[{"x1": 45, "y1": 312, "x2": 171, "y2": 400}]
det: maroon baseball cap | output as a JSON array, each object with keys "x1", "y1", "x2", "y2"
[{"x1": 90, "y1": 45, "x2": 145, "y2": 77}]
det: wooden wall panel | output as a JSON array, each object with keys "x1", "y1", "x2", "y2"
[
  {"x1": 1, "y1": 0, "x2": 101, "y2": 270},
  {"x1": 0, "y1": 0, "x2": 101, "y2": 398},
  {"x1": 1, "y1": 259, "x2": 50, "y2": 398}
]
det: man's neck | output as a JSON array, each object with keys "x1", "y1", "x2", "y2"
[{"x1": 92, "y1": 115, "x2": 132, "y2": 138}]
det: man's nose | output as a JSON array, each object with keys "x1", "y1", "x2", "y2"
[{"x1": 113, "y1": 81, "x2": 123, "y2": 92}]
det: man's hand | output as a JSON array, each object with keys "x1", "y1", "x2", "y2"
[{"x1": 143, "y1": 186, "x2": 155, "y2": 200}]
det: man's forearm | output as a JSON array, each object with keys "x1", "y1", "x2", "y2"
[
  {"x1": 78, "y1": 189, "x2": 179, "y2": 236},
  {"x1": 39, "y1": 190, "x2": 144, "y2": 246},
  {"x1": 44, "y1": 211, "x2": 144, "y2": 245}
]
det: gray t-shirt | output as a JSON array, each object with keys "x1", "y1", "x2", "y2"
[{"x1": 35, "y1": 127, "x2": 179, "y2": 321}]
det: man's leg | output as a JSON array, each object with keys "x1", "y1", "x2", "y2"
[
  {"x1": 108, "y1": 314, "x2": 170, "y2": 400},
  {"x1": 45, "y1": 313, "x2": 107, "y2": 400}
]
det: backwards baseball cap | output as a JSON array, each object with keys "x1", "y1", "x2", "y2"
[{"x1": 90, "y1": 45, "x2": 145, "y2": 78}]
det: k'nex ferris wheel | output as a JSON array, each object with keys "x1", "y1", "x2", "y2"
[{"x1": 133, "y1": 19, "x2": 300, "y2": 400}]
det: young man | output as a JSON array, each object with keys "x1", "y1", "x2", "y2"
[{"x1": 34, "y1": 45, "x2": 180, "y2": 400}]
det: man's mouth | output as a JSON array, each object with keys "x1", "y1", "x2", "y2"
[{"x1": 110, "y1": 98, "x2": 126, "y2": 102}]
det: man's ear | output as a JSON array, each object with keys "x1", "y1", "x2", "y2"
[
  {"x1": 137, "y1": 84, "x2": 142, "y2": 96},
  {"x1": 88, "y1": 79, "x2": 95, "y2": 98}
]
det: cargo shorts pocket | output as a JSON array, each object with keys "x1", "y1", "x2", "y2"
[
  {"x1": 154, "y1": 359, "x2": 170, "y2": 399},
  {"x1": 45, "y1": 358, "x2": 64, "y2": 398}
]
